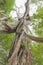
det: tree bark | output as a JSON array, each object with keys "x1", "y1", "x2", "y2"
[{"x1": 6, "y1": 32, "x2": 32, "y2": 65}]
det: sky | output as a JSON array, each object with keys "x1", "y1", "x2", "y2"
[{"x1": 10, "y1": 0, "x2": 37, "y2": 18}]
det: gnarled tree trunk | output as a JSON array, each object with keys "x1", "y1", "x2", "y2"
[
  {"x1": 6, "y1": 32, "x2": 32, "y2": 65},
  {"x1": 6, "y1": 0, "x2": 33, "y2": 65}
]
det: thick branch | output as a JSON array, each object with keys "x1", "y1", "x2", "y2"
[
  {"x1": 25, "y1": 32, "x2": 43, "y2": 43},
  {"x1": 0, "y1": 29, "x2": 16, "y2": 34},
  {"x1": 0, "y1": 23, "x2": 16, "y2": 34},
  {"x1": 0, "y1": 21, "x2": 21, "y2": 34}
]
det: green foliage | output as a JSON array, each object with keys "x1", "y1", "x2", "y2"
[
  {"x1": 0, "y1": 0, "x2": 15, "y2": 64},
  {"x1": 0, "y1": 33, "x2": 14, "y2": 65},
  {"x1": 0, "y1": 34, "x2": 14, "y2": 51},
  {"x1": 31, "y1": 0, "x2": 38, "y2": 3},
  {"x1": 0, "y1": 49, "x2": 7, "y2": 65},
  {"x1": 33, "y1": 20, "x2": 43, "y2": 37},
  {"x1": 0, "y1": 0, "x2": 15, "y2": 14},
  {"x1": 33, "y1": 7, "x2": 43, "y2": 19},
  {"x1": 31, "y1": 4, "x2": 43, "y2": 65},
  {"x1": 31, "y1": 0, "x2": 43, "y2": 3},
  {"x1": 32, "y1": 7, "x2": 43, "y2": 37},
  {"x1": 32, "y1": 43, "x2": 43, "y2": 65}
]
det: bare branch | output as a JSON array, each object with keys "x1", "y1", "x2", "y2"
[
  {"x1": 24, "y1": 31, "x2": 43, "y2": 43},
  {"x1": 0, "y1": 28, "x2": 16, "y2": 34},
  {"x1": 24, "y1": 0, "x2": 29, "y2": 17},
  {"x1": 0, "y1": 21, "x2": 21, "y2": 34},
  {"x1": 22, "y1": 0, "x2": 30, "y2": 21},
  {"x1": 0, "y1": 22, "x2": 16, "y2": 34}
]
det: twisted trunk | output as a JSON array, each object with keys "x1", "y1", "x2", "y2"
[{"x1": 6, "y1": 32, "x2": 32, "y2": 65}]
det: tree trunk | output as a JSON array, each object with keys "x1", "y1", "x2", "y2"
[
  {"x1": 6, "y1": 0, "x2": 32, "y2": 65},
  {"x1": 6, "y1": 33, "x2": 32, "y2": 65}
]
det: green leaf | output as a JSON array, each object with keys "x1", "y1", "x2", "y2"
[{"x1": 0, "y1": 0, "x2": 15, "y2": 14}]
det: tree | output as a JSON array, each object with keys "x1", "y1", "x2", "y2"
[{"x1": 0, "y1": 0, "x2": 43, "y2": 65}]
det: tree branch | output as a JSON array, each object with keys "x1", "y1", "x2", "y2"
[
  {"x1": 24, "y1": 31, "x2": 43, "y2": 43},
  {"x1": 0, "y1": 28, "x2": 16, "y2": 34},
  {"x1": 0, "y1": 20, "x2": 21, "y2": 34},
  {"x1": 0, "y1": 23, "x2": 16, "y2": 34}
]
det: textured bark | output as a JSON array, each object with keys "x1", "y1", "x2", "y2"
[
  {"x1": 6, "y1": 0, "x2": 33, "y2": 64},
  {"x1": 6, "y1": 33, "x2": 32, "y2": 65}
]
